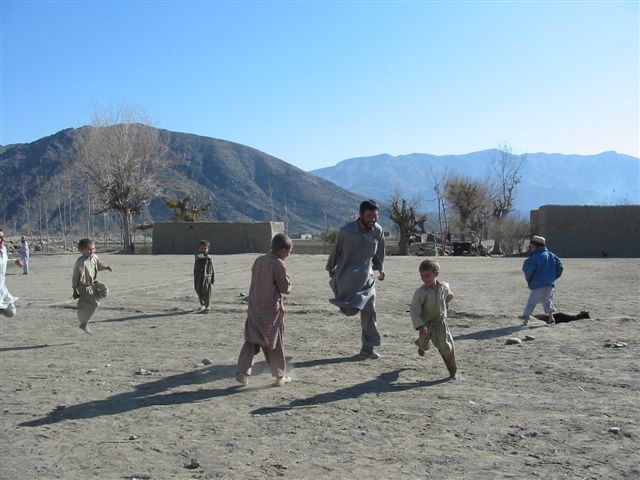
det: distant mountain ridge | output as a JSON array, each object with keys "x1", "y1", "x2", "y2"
[
  {"x1": 310, "y1": 150, "x2": 640, "y2": 214},
  {"x1": 0, "y1": 127, "x2": 365, "y2": 233}
]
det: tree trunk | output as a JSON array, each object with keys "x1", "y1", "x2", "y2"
[
  {"x1": 120, "y1": 209, "x2": 135, "y2": 253},
  {"x1": 491, "y1": 218, "x2": 504, "y2": 255},
  {"x1": 398, "y1": 230, "x2": 410, "y2": 256}
]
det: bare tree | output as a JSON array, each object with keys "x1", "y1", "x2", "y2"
[
  {"x1": 496, "y1": 214, "x2": 530, "y2": 256},
  {"x1": 445, "y1": 174, "x2": 491, "y2": 232},
  {"x1": 389, "y1": 192, "x2": 426, "y2": 256},
  {"x1": 427, "y1": 166, "x2": 450, "y2": 253},
  {"x1": 491, "y1": 144, "x2": 525, "y2": 254},
  {"x1": 166, "y1": 195, "x2": 211, "y2": 221},
  {"x1": 18, "y1": 181, "x2": 32, "y2": 234},
  {"x1": 75, "y1": 106, "x2": 170, "y2": 253}
]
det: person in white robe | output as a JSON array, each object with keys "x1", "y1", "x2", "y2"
[
  {"x1": 0, "y1": 229, "x2": 18, "y2": 317},
  {"x1": 20, "y1": 236, "x2": 29, "y2": 274}
]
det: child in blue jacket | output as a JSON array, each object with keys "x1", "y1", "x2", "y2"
[{"x1": 519, "y1": 235, "x2": 564, "y2": 325}]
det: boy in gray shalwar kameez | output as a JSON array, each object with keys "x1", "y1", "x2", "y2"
[
  {"x1": 72, "y1": 238, "x2": 111, "y2": 334},
  {"x1": 410, "y1": 259, "x2": 458, "y2": 379},
  {"x1": 326, "y1": 200, "x2": 385, "y2": 359}
]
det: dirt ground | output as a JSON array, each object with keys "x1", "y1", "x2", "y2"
[{"x1": 1, "y1": 252, "x2": 638, "y2": 479}]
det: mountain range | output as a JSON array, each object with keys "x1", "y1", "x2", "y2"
[
  {"x1": 311, "y1": 150, "x2": 640, "y2": 215},
  {"x1": 2, "y1": 127, "x2": 638, "y2": 237},
  {"x1": 0, "y1": 127, "x2": 364, "y2": 234}
]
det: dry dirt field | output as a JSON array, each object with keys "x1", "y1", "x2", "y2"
[{"x1": 1, "y1": 252, "x2": 638, "y2": 479}]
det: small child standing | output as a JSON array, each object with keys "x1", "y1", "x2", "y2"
[
  {"x1": 519, "y1": 235, "x2": 564, "y2": 325},
  {"x1": 236, "y1": 233, "x2": 293, "y2": 387},
  {"x1": 194, "y1": 240, "x2": 215, "y2": 313},
  {"x1": 410, "y1": 259, "x2": 458, "y2": 380},
  {"x1": 20, "y1": 236, "x2": 29, "y2": 275},
  {"x1": 72, "y1": 238, "x2": 112, "y2": 334}
]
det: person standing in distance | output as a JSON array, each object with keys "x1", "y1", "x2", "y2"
[{"x1": 326, "y1": 200, "x2": 385, "y2": 359}]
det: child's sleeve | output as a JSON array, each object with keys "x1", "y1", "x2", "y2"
[
  {"x1": 274, "y1": 261, "x2": 292, "y2": 295},
  {"x1": 410, "y1": 289, "x2": 425, "y2": 330},
  {"x1": 72, "y1": 261, "x2": 81, "y2": 289},
  {"x1": 555, "y1": 255, "x2": 564, "y2": 279},
  {"x1": 445, "y1": 285, "x2": 454, "y2": 309},
  {"x1": 96, "y1": 256, "x2": 111, "y2": 272}
]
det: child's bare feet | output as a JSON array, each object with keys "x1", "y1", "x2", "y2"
[
  {"x1": 235, "y1": 373, "x2": 249, "y2": 386},
  {"x1": 272, "y1": 375, "x2": 291, "y2": 387},
  {"x1": 79, "y1": 323, "x2": 92, "y2": 335},
  {"x1": 449, "y1": 372, "x2": 458, "y2": 380},
  {"x1": 417, "y1": 348, "x2": 425, "y2": 357}
]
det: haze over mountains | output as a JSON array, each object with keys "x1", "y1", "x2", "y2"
[
  {"x1": 2, "y1": 126, "x2": 638, "y2": 237},
  {"x1": 311, "y1": 150, "x2": 640, "y2": 215},
  {"x1": 0, "y1": 127, "x2": 364, "y2": 234}
]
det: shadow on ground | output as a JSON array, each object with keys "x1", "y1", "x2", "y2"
[{"x1": 251, "y1": 368, "x2": 450, "y2": 415}]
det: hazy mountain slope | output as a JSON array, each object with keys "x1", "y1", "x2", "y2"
[
  {"x1": 0, "y1": 127, "x2": 365, "y2": 233},
  {"x1": 311, "y1": 150, "x2": 640, "y2": 213}
]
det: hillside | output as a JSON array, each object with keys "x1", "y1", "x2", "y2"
[
  {"x1": 0, "y1": 127, "x2": 365, "y2": 234},
  {"x1": 311, "y1": 150, "x2": 640, "y2": 214}
]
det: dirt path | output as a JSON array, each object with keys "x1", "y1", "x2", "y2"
[{"x1": 1, "y1": 253, "x2": 638, "y2": 479}]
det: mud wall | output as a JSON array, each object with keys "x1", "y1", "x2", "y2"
[
  {"x1": 530, "y1": 205, "x2": 640, "y2": 257},
  {"x1": 152, "y1": 222, "x2": 286, "y2": 254}
]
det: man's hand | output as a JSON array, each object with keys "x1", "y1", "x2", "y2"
[
  {"x1": 106, "y1": 266, "x2": 113, "y2": 272},
  {"x1": 419, "y1": 326, "x2": 428, "y2": 338},
  {"x1": 72, "y1": 289, "x2": 80, "y2": 299},
  {"x1": 378, "y1": 271, "x2": 385, "y2": 281}
]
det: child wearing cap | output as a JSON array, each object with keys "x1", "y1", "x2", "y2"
[{"x1": 519, "y1": 235, "x2": 564, "y2": 325}]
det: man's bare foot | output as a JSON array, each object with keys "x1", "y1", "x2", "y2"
[
  {"x1": 80, "y1": 324, "x2": 92, "y2": 335},
  {"x1": 449, "y1": 372, "x2": 459, "y2": 380}
]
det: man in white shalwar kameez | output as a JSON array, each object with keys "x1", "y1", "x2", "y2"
[
  {"x1": 326, "y1": 200, "x2": 385, "y2": 359},
  {"x1": 0, "y1": 229, "x2": 19, "y2": 317}
]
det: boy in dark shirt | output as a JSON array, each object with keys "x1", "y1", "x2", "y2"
[{"x1": 194, "y1": 240, "x2": 215, "y2": 313}]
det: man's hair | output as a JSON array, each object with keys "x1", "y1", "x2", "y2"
[
  {"x1": 271, "y1": 233, "x2": 292, "y2": 253},
  {"x1": 359, "y1": 199, "x2": 380, "y2": 215},
  {"x1": 77, "y1": 238, "x2": 95, "y2": 250},
  {"x1": 419, "y1": 259, "x2": 440, "y2": 274},
  {"x1": 198, "y1": 240, "x2": 210, "y2": 248}
]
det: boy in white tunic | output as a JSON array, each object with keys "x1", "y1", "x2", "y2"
[
  {"x1": 410, "y1": 259, "x2": 458, "y2": 380},
  {"x1": 72, "y1": 238, "x2": 112, "y2": 334},
  {"x1": 0, "y1": 229, "x2": 19, "y2": 317}
]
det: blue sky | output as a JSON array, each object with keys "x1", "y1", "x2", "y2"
[{"x1": 1, "y1": 1, "x2": 638, "y2": 171}]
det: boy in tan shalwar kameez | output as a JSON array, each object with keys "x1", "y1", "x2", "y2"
[
  {"x1": 410, "y1": 259, "x2": 458, "y2": 380},
  {"x1": 72, "y1": 238, "x2": 112, "y2": 334},
  {"x1": 235, "y1": 234, "x2": 292, "y2": 387}
]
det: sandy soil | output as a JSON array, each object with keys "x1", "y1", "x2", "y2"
[{"x1": 1, "y1": 252, "x2": 638, "y2": 479}]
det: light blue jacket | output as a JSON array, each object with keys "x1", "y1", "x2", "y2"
[{"x1": 522, "y1": 247, "x2": 564, "y2": 290}]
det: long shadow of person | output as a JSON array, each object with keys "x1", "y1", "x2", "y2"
[
  {"x1": 454, "y1": 324, "x2": 545, "y2": 342},
  {"x1": 291, "y1": 354, "x2": 366, "y2": 369},
  {"x1": 251, "y1": 368, "x2": 450, "y2": 415},
  {"x1": 19, "y1": 363, "x2": 251, "y2": 427},
  {"x1": 96, "y1": 310, "x2": 194, "y2": 323},
  {"x1": 0, "y1": 342, "x2": 75, "y2": 352}
]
